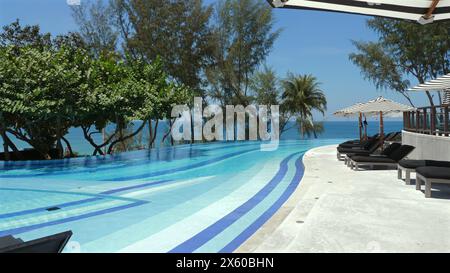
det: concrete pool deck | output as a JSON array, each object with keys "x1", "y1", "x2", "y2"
[{"x1": 237, "y1": 145, "x2": 450, "y2": 253}]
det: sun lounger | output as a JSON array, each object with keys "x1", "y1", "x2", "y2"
[
  {"x1": 338, "y1": 138, "x2": 376, "y2": 149},
  {"x1": 398, "y1": 160, "x2": 450, "y2": 185},
  {"x1": 344, "y1": 142, "x2": 401, "y2": 166},
  {"x1": 337, "y1": 138, "x2": 382, "y2": 161},
  {"x1": 340, "y1": 133, "x2": 379, "y2": 146},
  {"x1": 338, "y1": 133, "x2": 395, "y2": 149},
  {"x1": 416, "y1": 167, "x2": 450, "y2": 198},
  {"x1": 0, "y1": 231, "x2": 72, "y2": 253},
  {"x1": 385, "y1": 132, "x2": 401, "y2": 141},
  {"x1": 349, "y1": 145, "x2": 415, "y2": 171}
]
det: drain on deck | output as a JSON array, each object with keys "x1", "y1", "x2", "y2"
[{"x1": 46, "y1": 207, "x2": 61, "y2": 211}]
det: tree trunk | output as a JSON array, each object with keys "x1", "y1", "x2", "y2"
[
  {"x1": 150, "y1": 120, "x2": 159, "y2": 148},
  {"x1": 425, "y1": 91, "x2": 435, "y2": 107},
  {"x1": 61, "y1": 136, "x2": 74, "y2": 158},
  {"x1": 56, "y1": 117, "x2": 63, "y2": 159},
  {"x1": 56, "y1": 139, "x2": 63, "y2": 159},
  {"x1": 400, "y1": 91, "x2": 416, "y2": 107},
  {"x1": 107, "y1": 121, "x2": 147, "y2": 154},
  {"x1": 148, "y1": 119, "x2": 153, "y2": 149},
  {"x1": 82, "y1": 126, "x2": 105, "y2": 156},
  {"x1": 162, "y1": 119, "x2": 174, "y2": 146},
  {"x1": 1, "y1": 136, "x2": 9, "y2": 161},
  {"x1": 0, "y1": 122, "x2": 10, "y2": 161}
]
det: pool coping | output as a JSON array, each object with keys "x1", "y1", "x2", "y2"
[
  {"x1": 237, "y1": 144, "x2": 450, "y2": 253},
  {"x1": 235, "y1": 145, "x2": 332, "y2": 253}
]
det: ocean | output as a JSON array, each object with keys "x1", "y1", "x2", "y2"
[{"x1": 0, "y1": 121, "x2": 403, "y2": 156}]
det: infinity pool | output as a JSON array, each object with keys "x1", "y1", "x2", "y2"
[{"x1": 0, "y1": 140, "x2": 339, "y2": 253}]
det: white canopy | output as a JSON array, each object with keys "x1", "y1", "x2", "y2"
[
  {"x1": 268, "y1": 0, "x2": 449, "y2": 24},
  {"x1": 408, "y1": 73, "x2": 450, "y2": 104},
  {"x1": 334, "y1": 96, "x2": 414, "y2": 139},
  {"x1": 409, "y1": 73, "x2": 450, "y2": 91},
  {"x1": 334, "y1": 96, "x2": 415, "y2": 117}
]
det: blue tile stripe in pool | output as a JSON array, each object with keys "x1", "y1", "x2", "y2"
[
  {"x1": 0, "y1": 180, "x2": 171, "y2": 220},
  {"x1": 0, "y1": 140, "x2": 339, "y2": 252},
  {"x1": 0, "y1": 201, "x2": 147, "y2": 237},
  {"x1": 168, "y1": 152, "x2": 301, "y2": 253},
  {"x1": 0, "y1": 180, "x2": 177, "y2": 236},
  {"x1": 219, "y1": 155, "x2": 305, "y2": 253},
  {"x1": 0, "y1": 197, "x2": 101, "y2": 219}
]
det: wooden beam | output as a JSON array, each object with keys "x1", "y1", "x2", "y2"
[
  {"x1": 416, "y1": 110, "x2": 420, "y2": 133},
  {"x1": 359, "y1": 113, "x2": 363, "y2": 141},
  {"x1": 430, "y1": 106, "x2": 436, "y2": 135},
  {"x1": 423, "y1": 108, "x2": 428, "y2": 133},
  {"x1": 379, "y1": 111, "x2": 384, "y2": 142},
  {"x1": 424, "y1": 0, "x2": 441, "y2": 19},
  {"x1": 445, "y1": 105, "x2": 449, "y2": 137}
]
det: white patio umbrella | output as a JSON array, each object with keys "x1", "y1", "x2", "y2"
[
  {"x1": 334, "y1": 96, "x2": 415, "y2": 140},
  {"x1": 334, "y1": 103, "x2": 367, "y2": 139},
  {"x1": 268, "y1": 0, "x2": 449, "y2": 24}
]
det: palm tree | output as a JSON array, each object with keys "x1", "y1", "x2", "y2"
[
  {"x1": 281, "y1": 74, "x2": 327, "y2": 138},
  {"x1": 297, "y1": 117, "x2": 325, "y2": 139}
]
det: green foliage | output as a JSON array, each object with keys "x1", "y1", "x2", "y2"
[
  {"x1": 71, "y1": 0, "x2": 119, "y2": 55},
  {"x1": 76, "y1": 54, "x2": 191, "y2": 155},
  {"x1": 297, "y1": 117, "x2": 324, "y2": 139},
  {"x1": 0, "y1": 19, "x2": 51, "y2": 49},
  {"x1": 0, "y1": 20, "x2": 192, "y2": 159},
  {"x1": 72, "y1": 0, "x2": 215, "y2": 95},
  {"x1": 250, "y1": 65, "x2": 279, "y2": 106},
  {"x1": 349, "y1": 18, "x2": 450, "y2": 106},
  {"x1": 281, "y1": 74, "x2": 327, "y2": 137},
  {"x1": 0, "y1": 46, "x2": 87, "y2": 159},
  {"x1": 124, "y1": 0, "x2": 215, "y2": 94},
  {"x1": 250, "y1": 68, "x2": 327, "y2": 137},
  {"x1": 282, "y1": 74, "x2": 327, "y2": 119},
  {"x1": 206, "y1": 0, "x2": 281, "y2": 106}
]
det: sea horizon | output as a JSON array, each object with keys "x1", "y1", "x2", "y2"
[{"x1": 0, "y1": 120, "x2": 403, "y2": 156}]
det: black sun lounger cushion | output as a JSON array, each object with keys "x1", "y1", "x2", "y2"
[
  {"x1": 340, "y1": 134, "x2": 379, "y2": 145},
  {"x1": 416, "y1": 167, "x2": 450, "y2": 180},
  {"x1": 351, "y1": 145, "x2": 415, "y2": 164},
  {"x1": 339, "y1": 135, "x2": 382, "y2": 149},
  {"x1": 0, "y1": 236, "x2": 23, "y2": 249},
  {"x1": 337, "y1": 147, "x2": 371, "y2": 154},
  {"x1": 398, "y1": 160, "x2": 427, "y2": 169},
  {"x1": 337, "y1": 140, "x2": 380, "y2": 154},
  {"x1": 380, "y1": 143, "x2": 402, "y2": 156},
  {"x1": 399, "y1": 160, "x2": 450, "y2": 169},
  {"x1": 338, "y1": 140, "x2": 372, "y2": 149},
  {"x1": 388, "y1": 145, "x2": 415, "y2": 162},
  {"x1": 384, "y1": 132, "x2": 400, "y2": 141},
  {"x1": 0, "y1": 231, "x2": 72, "y2": 253},
  {"x1": 350, "y1": 156, "x2": 397, "y2": 163},
  {"x1": 347, "y1": 143, "x2": 401, "y2": 158}
]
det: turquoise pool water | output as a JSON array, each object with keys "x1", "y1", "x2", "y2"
[{"x1": 0, "y1": 140, "x2": 341, "y2": 253}]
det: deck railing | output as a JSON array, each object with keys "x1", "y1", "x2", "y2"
[{"x1": 403, "y1": 104, "x2": 450, "y2": 136}]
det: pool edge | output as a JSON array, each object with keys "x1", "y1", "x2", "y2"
[{"x1": 234, "y1": 144, "x2": 338, "y2": 253}]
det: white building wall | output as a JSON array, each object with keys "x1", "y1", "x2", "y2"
[{"x1": 402, "y1": 130, "x2": 450, "y2": 161}]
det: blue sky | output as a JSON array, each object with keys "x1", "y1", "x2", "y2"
[{"x1": 0, "y1": 0, "x2": 431, "y2": 121}]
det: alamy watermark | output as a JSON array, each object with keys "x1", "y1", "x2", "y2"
[
  {"x1": 67, "y1": 0, "x2": 81, "y2": 6},
  {"x1": 171, "y1": 97, "x2": 280, "y2": 151}
]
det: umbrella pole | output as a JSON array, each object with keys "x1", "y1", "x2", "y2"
[
  {"x1": 364, "y1": 114, "x2": 368, "y2": 140},
  {"x1": 380, "y1": 111, "x2": 384, "y2": 142},
  {"x1": 359, "y1": 113, "x2": 363, "y2": 141}
]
